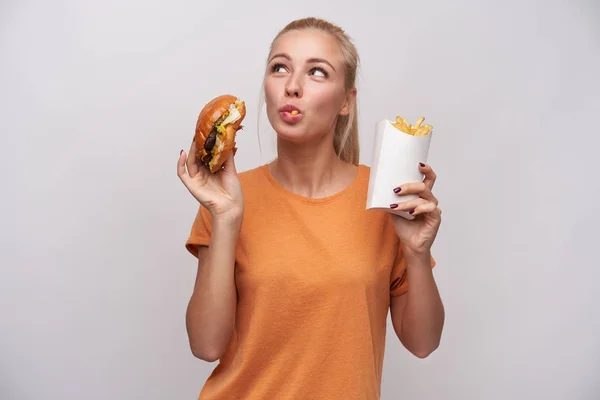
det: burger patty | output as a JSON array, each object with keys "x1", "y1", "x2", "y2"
[
  {"x1": 201, "y1": 127, "x2": 219, "y2": 164},
  {"x1": 204, "y1": 129, "x2": 218, "y2": 153},
  {"x1": 201, "y1": 112, "x2": 229, "y2": 165}
]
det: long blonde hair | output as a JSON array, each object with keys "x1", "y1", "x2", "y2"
[{"x1": 258, "y1": 17, "x2": 360, "y2": 165}]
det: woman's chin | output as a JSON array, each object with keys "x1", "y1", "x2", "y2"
[
  {"x1": 275, "y1": 130, "x2": 307, "y2": 144},
  {"x1": 271, "y1": 123, "x2": 307, "y2": 142}
]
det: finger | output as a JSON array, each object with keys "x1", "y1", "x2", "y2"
[
  {"x1": 177, "y1": 149, "x2": 191, "y2": 185},
  {"x1": 419, "y1": 162, "x2": 437, "y2": 190},
  {"x1": 409, "y1": 201, "x2": 439, "y2": 217},
  {"x1": 187, "y1": 140, "x2": 200, "y2": 177},
  {"x1": 394, "y1": 182, "x2": 438, "y2": 204},
  {"x1": 178, "y1": 149, "x2": 211, "y2": 204},
  {"x1": 390, "y1": 197, "x2": 428, "y2": 212}
]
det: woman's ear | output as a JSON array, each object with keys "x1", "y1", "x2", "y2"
[{"x1": 339, "y1": 87, "x2": 357, "y2": 116}]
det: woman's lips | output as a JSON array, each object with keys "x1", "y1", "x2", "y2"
[{"x1": 280, "y1": 110, "x2": 303, "y2": 123}]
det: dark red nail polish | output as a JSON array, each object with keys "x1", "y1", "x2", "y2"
[
  {"x1": 409, "y1": 209, "x2": 415, "y2": 214},
  {"x1": 180, "y1": 149, "x2": 184, "y2": 155},
  {"x1": 390, "y1": 204, "x2": 398, "y2": 209},
  {"x1": 393, "y1": 187, "x2": 401, "y2": 193},
  {"x1": 419, "y1": 162, "x2": 425, "y2": 167}
]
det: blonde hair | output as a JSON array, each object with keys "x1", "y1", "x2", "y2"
[{"x1": 258, "y1": 17, "x2": 360, "y2": 165}]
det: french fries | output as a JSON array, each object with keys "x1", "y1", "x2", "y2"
[{"x1": 391, "y1": 115, "x2": 433, "y2": 136}]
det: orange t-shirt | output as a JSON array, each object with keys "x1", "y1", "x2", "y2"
[{"x1": 185, "y1": 163, "x2": 435, "y2": 399}]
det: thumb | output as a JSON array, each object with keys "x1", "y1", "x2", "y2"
[
  {"x1": 177, "y1": 149, "x2": 190, "y2": 185},
  {"x1": 222, "y1": 150, "x2": 237, "y2": 174}
]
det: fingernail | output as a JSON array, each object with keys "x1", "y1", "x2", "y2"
[
  {"x1": 390, "y1": 204, "x2": 398, "y2": 209},
  {"x1": 180, "y1": 149, "x2": 184, "y2": 155},
  {"x1": 409, "y1": 209, "x2": 415, "y2": 214},
  {"x1": 419, "y1": 162, "x2": 425, "y2": 167},
  {"x1": 393, "y1": 187, "x2": 401, "y2": 193}
]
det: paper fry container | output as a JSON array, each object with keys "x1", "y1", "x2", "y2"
[{"x1": 366, "y1": 119, "x2": 433, "y2": 220}]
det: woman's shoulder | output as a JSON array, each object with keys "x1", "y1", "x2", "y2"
[
  {"x1": 357, "y1": 163, "x2": 371, "y2": 176},
  {"x1": 236, "y1": 164, "x2": 273, "y2": 201},
  {"x1": 355, "y1": 163, "x2": 372, "y2": 188},
  {"x1": 237, "y1": 164, "x2": 268, "y2": 187}
]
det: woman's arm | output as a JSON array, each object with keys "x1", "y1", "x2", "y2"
[
  {"x1": 389, "y1": 162, "x2": 444, "y2": 358},
  {"x1": 186, "y1": 218, "x2": 240, "y2": 362},
  {"x1": 390, "y1": 250, "x2": 444, "y2": 358}
]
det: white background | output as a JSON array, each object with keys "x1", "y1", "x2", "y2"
[{"x1": 2, "y1": 0, "x2": 599, "y2": 399}]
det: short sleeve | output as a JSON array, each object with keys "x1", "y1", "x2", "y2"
[
  {"x1": 389, "y1": 242, "x2": 436, "y2": 297},
  {"x1": 185, "y1": 205, "x2": 213, "y2": 258}
]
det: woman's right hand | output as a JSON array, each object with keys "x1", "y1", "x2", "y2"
[{"x1": 177, "y1": 140, "x2": 244, "y2": 225}]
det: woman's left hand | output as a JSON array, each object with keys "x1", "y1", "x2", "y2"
[{"x1": 390, "y1": 162, "x2": 442, "y2": 257}]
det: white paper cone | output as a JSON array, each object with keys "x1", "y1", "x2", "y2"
[{"x1": 366, "y1": 119, "x2": 433, "y2": 220}]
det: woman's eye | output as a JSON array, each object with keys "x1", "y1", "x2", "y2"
[
  {"x1": 272, "y1": 64, "x2": 286, "y2": 73},
  {"x1": 310, "y1": 67, "x2": 327, "y2": 78}
]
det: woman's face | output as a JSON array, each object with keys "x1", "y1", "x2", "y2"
[{"x1": 264, "y1": 29, "x2": 353, "y2": 145}]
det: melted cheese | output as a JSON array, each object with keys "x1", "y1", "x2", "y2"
[
  {"x1": 221, "y1": 102, "x2": 242, "y2": 126},
  {"x1": 215, "y1": 101, "x2": 243, "y2": 134}
]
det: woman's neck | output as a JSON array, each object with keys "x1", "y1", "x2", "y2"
[{"x1": 268, "y1": 138, "x2": 356, "y2": 199}]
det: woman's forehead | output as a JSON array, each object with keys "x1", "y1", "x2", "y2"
[{"x1": 270, "y1": 30, "x2": 342, "y2": 66}]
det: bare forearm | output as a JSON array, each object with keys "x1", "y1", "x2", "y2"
[
  {"x1": 186, "y1": 218, "x2": 240, "y2": 361},
  {"x1": 399, "y1": 251, "x2": 444, "y2": 357}
]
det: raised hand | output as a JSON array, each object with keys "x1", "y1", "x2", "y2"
[
  {"x1": 177, "y1": 140, "x2": 244, "y2": 224},
  {"x1": 390, "y1": 162, "x2": 442, "y2": 256}
]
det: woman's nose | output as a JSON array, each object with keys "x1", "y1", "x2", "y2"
[
  {"x1": 286, "y1": 88, "x2": 300, "y2": 97},
  {"x1": 285, "y1": 81, "x2": 302, "y2": 98}
]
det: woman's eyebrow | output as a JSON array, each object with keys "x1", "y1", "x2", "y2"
[
  {"x1": 268, "y1": 52, "x2": 290, "y2": 63},
  {"x1": 307, "y1": 58, "x2": 336, "y2": 71},
  {"x1": 269, "y1": 53, "x2": 336, "y2": 71}
]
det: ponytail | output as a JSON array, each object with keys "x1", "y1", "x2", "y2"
[{"x1": 334, "y1": 100, "x2": 359, "y2": 165}]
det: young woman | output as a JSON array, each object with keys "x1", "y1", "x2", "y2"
[{"x1": 177, "y1": 16, "x2": 444, "y2": 400}]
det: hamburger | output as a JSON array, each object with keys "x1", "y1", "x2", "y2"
[{"x1": 194, "y1": 94, "x2": 246, "y2": 173}]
